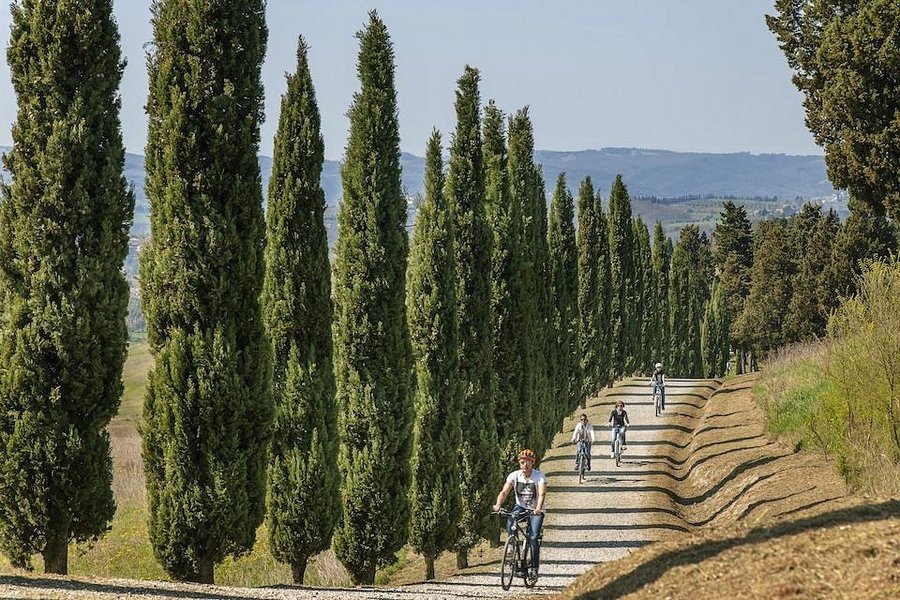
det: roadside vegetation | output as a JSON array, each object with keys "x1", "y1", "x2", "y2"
[{"x1": 756, "y1": 258, "x2": 900, "y2": 495}]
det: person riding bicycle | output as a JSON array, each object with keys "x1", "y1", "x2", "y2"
[
  {"x1": 492, "y1": 448, "x2": 547, "y2": 577},
  {"x1": 607, "y1": 400, "x2": 630, "y2": 458},
  {"x1": 650, "y1": 361, "x2": 666, "y2": 411},
  {"x1": 571, "y1": 413, "x2": 594, "y2": 471}
]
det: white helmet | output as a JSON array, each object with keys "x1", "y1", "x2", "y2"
[{"x1": 655, "y1": 362, "x2": 662, "y2": 369}]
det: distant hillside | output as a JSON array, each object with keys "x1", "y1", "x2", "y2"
[{"x1": 1, "y1": 146, "x2": 836, "y2": 236}]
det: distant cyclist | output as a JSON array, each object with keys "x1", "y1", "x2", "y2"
[
  {"x1": 607, "y1": 400, "x2": 630, "y2": 458},
  {"x1": 650, "y1": 361, "x2": 666, "y2": 411},
  {"x1": 492, "y1": 448, "x2": 547, "y2": 577},
  {"x1": 572, "y1": 413, "x2": 594, "y2": 471}
]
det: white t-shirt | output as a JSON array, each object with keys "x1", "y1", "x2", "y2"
[{"x1": 506, "y1": 468, "x2": 547, "y2": 510}]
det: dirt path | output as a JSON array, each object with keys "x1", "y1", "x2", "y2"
[{"x1": 0, "y1": 379, "x2": 713, "y2": 600}]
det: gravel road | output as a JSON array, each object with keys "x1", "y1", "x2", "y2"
[{"x1": 0, "y1": 379, "x2": 709, "y2": 600}]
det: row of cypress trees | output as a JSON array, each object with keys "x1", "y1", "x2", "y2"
[{"x1": 0, "y1": 1, "x2": 812, "y2": 585}]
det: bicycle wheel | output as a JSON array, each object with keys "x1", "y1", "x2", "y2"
[
  {"x1": 521, "y1": 539, "x2": 538, "y2": 588},
  {"x1": 614, "y1": 435, "x2": 622, "y2": 467},
  {"x1": 654, "y1": 388, "x2": 660, "y2": 417},
  {"x1": 578, "y1": 451, "x2": 586, "y2": 484},
  {"x1": 500, "y1": 535, "x2": 517, "y2": 590}
]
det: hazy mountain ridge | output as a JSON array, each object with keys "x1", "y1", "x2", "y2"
[{"x1": 0, "y1": 146, "x2": 836, "y2": 236}]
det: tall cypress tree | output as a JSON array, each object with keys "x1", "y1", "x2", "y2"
[
  {"x1": 446, "y1": 67, "x2": 498, "y2": 568},
  {"x1": 332, "y1": 12, "x2": 412, "y2": 585},
  {"x1": 548, "y1": 174, "x2": 581, "y2": 419},
  {"x1": 785, "y1": 207, "x2": 838, "y2": 342},
  {"x1": 576, "y1": 177, "x2": 601, "y2": 401},
  {"x1": 595, "y1": 193, "x2": 613, "y2": 388},
  {"x1": 139, "y1": 0, "x2": 271, "y2": 583},
  {"x1": 701, "y1": 280, "x2": 730, "y2": 378},
  {"x1": 507, "y1": 109, "x2": 544, "y2": 456},
  {"x1": 0, "y1": 0, "x2": 133, "y2": 573},
  {"x1": 485, "y1": 101, "x2": 527, "y2": 472},
  {"x1": 633, "y1": 218, "x2": 654, "y2": 373},
  {"x1": 608, "y1": 175, "x2": 635, "y2": 377},
  {"x1": 651, "y1": 223, "x2": 671, "y2": 369},
  {"x1": 261, "y1": 37, "x2": 338, "y2": 585},
  {"x1": 669, "y1": 226, "x2": 705, "y2": 377},
  {"x1": 407, "y1": 131, "x2": 462, "y2": 581}
]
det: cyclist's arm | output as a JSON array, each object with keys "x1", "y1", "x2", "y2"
[
  {"x1": 534, "y1": 481, "x2": 547, "y2": 515},
  {"x1": 492, "y1": 481, "x2": 513, "y2": 512}
]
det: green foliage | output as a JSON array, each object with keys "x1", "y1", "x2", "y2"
[
  {"x1": 261, "y1": 37, "x2": 338, "y2": 584},
  {"x1": 548, "y1": 174, "x2": 581, "y2": 417},
  {"x1": 668, "y1": 226, "x2": 706, "y2": 377},
  {"x1": 651, "y1": 223, "x2": 672, "y2": 368},
  {"x1": 735, "y1": 220, "x2": 794, "y2": 358},
  {"x1": 444, "y1": 67, "x2": 498, "y2": 555},
  {"x1": 139, "y1": 0, "x2": 272, "y2": 582},
  {"x1": 713, "y1": 201, "x2": 753, "y2": 347},
  {"x1": 0, "y1": 0, "x2": 133, "y2": 572},
  {"x1": 576, "y1": 177, "x2": 601, "y2": 399},
  {"x1": 607, "y1": 175, "x2": 636, "y2": 377},
  {"x1": 760, "y1": 259, "x2": 900, "y2": 495},
  {"x1": 633, "y1": 218, "x2": 654, "y2": 374},
  {"x1": 785, "y1": 206, "x2": 839, "y2": 341},
  {"x1": 332, "y1": 12, "x2": 412, "y2": 585},
  {"x1": 767, "y1": 0, "x2": 900, "y2": 221},
  {"x1": 407, "y1": 131, "x2": 462, "y2": 577},
  {"x1": 484, "y1": 101, "x2": 527, "y2": 471},
  {"x1": 701, "y1": 280, "x2": 730, "y2": 378}
]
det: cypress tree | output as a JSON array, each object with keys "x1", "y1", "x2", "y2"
[
  {"x1": 576, "y1": 178, "x2": 601, "y2": 401},
  {"x1": 548, "y1": 174, "x2": 581, "y2": 419},
  {"x1": 0, "y1": 0, "x2": 133, "y2": 573},
  {"x1": 484, "y1": 101, "x2": 527, "y2": 472},
  {"x1": 139, "y1": 0, "x2": 271, "y2": 583},
  {"x1": 633, "y1": 218, "x2": 654, "y2": 373},
  {"x1": 407, "y1": 131, "x2": 462, "y2": 581},
  {"x1": 332, "y1": 12, "x2": 412, "y2": 585},
  {"x1": 445, "y1": 67, "x2": 498, "y2": 568},
  {"x1": 507, "y1": 109, "x2": 544, "y2": 456},
  {"x1": 595, "y1": 194, "x2": 613, "y2": 388},
  {"x1": 651, "y1": 223, "x2": 671, "y2": 370},
  {"x1": 261, "y1": 37, "x2": 338, "y2": 584},
  {"x1": 701, "y1": 280, "x2": 730, "y2": 378},
  {"x1": 668, "y1": 226, "x2": 705, "y2": 377},
  {"x1": 608, "y1": 175, "x2": 635, "y2": 377},
  {"x1": 785, "y1": 206, "x2": 837, "y2": 342}
]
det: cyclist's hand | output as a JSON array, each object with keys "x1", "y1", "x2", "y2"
[
  {"x1": 533, "y1": 509, "x2": 544, "y2": 516},
  {"x1": 492, "y1": 503, "x2": 501, "y2": 513}
]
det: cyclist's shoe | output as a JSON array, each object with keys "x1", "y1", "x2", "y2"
[
  {"x1": 623, "y1": 446, "x2": 628, "y2": 451},
  {"x1": 610, "y1": 452, "x2": 615, "y2": 458},
  {"x1": 529, "y1": 566, "x2": 538, "y2": 579}
]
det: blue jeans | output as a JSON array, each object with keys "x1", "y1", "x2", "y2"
[
  {"x1": 507, "y1": 505, "x2": 544, "y2": 570},
  {"x1": 611, "y1": 425, "x2": 627, "y2": 452},
  {"x1": 575, "y1": 441, "x2": 592, "y2": 470},
  {"x1": 653, "y1": 382, "x2": 666, "y2": 409}
]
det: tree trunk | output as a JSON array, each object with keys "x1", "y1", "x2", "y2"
[
  {"x1": 42, "y1": 538, "x2": 67, "y2": 575},
  {"x1": 456, "y1": 549, "x2": 468, "y2": 568},
  {"x1": 425, "y1": 554, "x2": 435, "y2": 580},
  {"x1": 197, "y1": 557, "x2": 214, "y2": 584},
  {"x1": 291, "y1": 556, "x2": 308, "y2": 585}
]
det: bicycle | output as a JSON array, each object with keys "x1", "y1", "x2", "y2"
[
  {"x1": 575, "y1": 440, "x2": 591, "y2": 484},
  {"x1": 495, "y1": 508, "x2": 541, "y2": 590},
  {"x1": 652, "y1": 382, "x2": 663, "y2": 417},
  {"x1": 612, "y1": 426, "x2": 627, "y2": 467}
]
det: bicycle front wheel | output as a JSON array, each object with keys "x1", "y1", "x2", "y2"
[
  {"x1": 614, "y1": 435, "x2": 622, "y2": 467},
  {"x1": 500, "y1": 535, "x2": 517, "y2": 590},
  {"x1": 521, "y1": 539, "x2": 537, "y2": 588}
]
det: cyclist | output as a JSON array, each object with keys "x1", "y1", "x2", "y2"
[
  {"x1": 607, "y1": 400, "x2": 630, "y2": 458},
  {"x1": 571, "y1": 413, "x2": 594, "y2": 471},
  {"x1": 492, "y1": 448, "x2": 547, "y2": 577},
  {"x1": 650, "y1": 361, "x2": 666, "y2": 411}
]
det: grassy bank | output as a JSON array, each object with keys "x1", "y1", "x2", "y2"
[{"x1": 756, "y1": 260, "x2": 900, "y2": 495}]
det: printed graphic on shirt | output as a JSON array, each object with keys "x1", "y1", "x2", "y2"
[{"x1": 506, "y1": 469, "x2": 547, "y2": 510}]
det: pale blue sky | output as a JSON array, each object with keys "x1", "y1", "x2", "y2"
[{"x1": 0, "y1": 0, "x2": 820, "y2": 160}]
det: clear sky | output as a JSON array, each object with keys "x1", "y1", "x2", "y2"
[{"x1": 0, "y1": 0, "x2": 821, "y2": 160}]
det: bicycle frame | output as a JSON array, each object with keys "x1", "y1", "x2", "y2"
[{"x1": 496, "y1": 508, "x2": 540, "y2": 590}]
